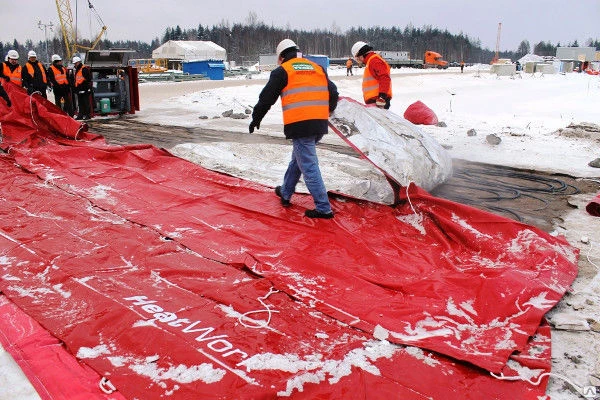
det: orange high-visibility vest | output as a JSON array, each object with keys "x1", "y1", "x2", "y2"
[
  {"x1": 50, "y1": 65, "x2": 68, "y2": 85},
  {"x1": 346, "y1": 59, "x2": 353, "y2": 68},
  {"x1": 75, "y1": 65, "x2": 87, "y2": 87},
  {"x1": 362, "y1": 53, "x2": 392, "y2": 102},
  {"x1": 280, "y1": 58, "x2": 329, "y2": 125},
  {"x1": 25, "y1": 61, "x2": 47, "y2": 84},
  {"x1": 3, "y1": 63, "x2": 22, "y2": 85}
]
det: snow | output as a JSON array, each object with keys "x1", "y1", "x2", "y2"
[{"x1": 2, "y1": 64, "x2": 600, "y2": 399}]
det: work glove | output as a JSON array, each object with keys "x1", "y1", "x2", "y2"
[
  {"x1": 249, "y1": 119, "x2": 260, "y2": 133},
  {"x1": 375, "y1": 93, "x2": 391, "y2": 109}
]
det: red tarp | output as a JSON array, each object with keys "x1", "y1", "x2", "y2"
[
  {"x1": 0, "y1": 82, "x2": 578, "y2": 399},
  {"x1": 587, "y1": 192, "x2": 600, "y2": 217},
  {"x1": 0, "y1": 295, "x2": 127, "y2": 400},
  {"x1": 403, "y1": 100, "x2": 439, "y2": 125}
]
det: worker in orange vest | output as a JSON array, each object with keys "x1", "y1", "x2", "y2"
[
  {"x1": 249, "y1": 39, "x2": 339, "y2": 219},
  {"x1": 72, "y1": 56, "x2": 93, "y2": 120},
  {"x1": 22, "y1": 50, "x2": 48, "y2": 98},
  {"x1": 47, "y1": 54, "x2": 73, "y2": 116},
  {"x1": 1, "y1": 50, "x2": 23, "y2": 107},
  {"x1": 346, "y1": 57, "x2": 353, "y2": 76},
  {"x1": 351, "y1": 41, "x2": 392, "y2": 109}
]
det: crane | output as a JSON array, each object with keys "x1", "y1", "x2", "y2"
[
  {"x1": 55, "y1": 0, "x2": 107, "y2": 60},
  {"x1": 491, "y1": 22, "x2": 502, "y2": 64}
]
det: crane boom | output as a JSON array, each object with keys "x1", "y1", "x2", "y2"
[
  {"x1": 492, "y1": 22, "x2": 502, "y2": 64},
  {"x1": 55, "y1": 0, "x2": 77, "y2": 59},
  {"x1": 55, "y1": 0, "x2": 107, "y2": 60}
]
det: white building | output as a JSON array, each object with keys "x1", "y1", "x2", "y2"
[{"x1": 152, "y1": 41, "x2": 227, "y2": 62}]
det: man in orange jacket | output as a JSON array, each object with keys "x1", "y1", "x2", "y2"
[
  {"x1": 47, "y1": 54, "x2": 73, "y2": 116},
  {"x1": 22, "y1": 50, "x2": 48, "y2": 98},
  {"x1": 0, "y1": 50, "x2": 23, "y2": 107},
  {"x1": 72, "y1": 56, "x2": 93, "y2": 120},
  {"x1": 249, "y1": 39, "x2": 339, "y2": 219},
  {"x1": 351, "y1": 41, "x2": 392, "y2": 109},
  {"x1": 346, "y1": 57, "x2": 353, "y2": 76}
]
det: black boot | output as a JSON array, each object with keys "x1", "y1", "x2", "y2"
[
  {"x1": 275, "y1": 186, "x2": 291, "y2": 207},
  {"x1": 305, "y1": 209, "x2": 334, "y2": 219}
]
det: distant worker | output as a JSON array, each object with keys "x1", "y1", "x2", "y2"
[
  {"x1": 22, "y1": 50, "x2": 48, "y2": 98},
  {"x1": 72, "y1": 56, "x2": 93, "y2": 120},
  {"x1": 47, "y1": 54, "x2": 73, "y2": 116},
  {"x1": 1, "y1": 50, "x2": 24, "y2": 107},
  {"x1": 346, "y1": 57, "x2": 353, "y2": 76},
  {"x1": 460, "y1": 60, "x2": 465, "y2": 73},
  {"x1": 249, "y1": 39, "x2": 339, "y2": 219},
  {"x1": 351, "y1": 41, "x2": 392, "y2": 109}
]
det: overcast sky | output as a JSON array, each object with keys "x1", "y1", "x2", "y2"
[{"x1": 2, "y1": 0, "x2": 598, "y2": 53}]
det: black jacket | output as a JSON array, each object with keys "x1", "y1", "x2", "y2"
[
  {"x1": 22, "y1": 60, "x2": 48, "y2": 93},
  {"x1": 252, "y1": 54, "x2": 338, "y2": 139},
  {"x1": 0, "y1": 83, "x2": 9, "y2": 106}
]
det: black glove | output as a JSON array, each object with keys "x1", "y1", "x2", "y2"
[
  {"x1": 3, "y1": 76, "x2": 9, "y2": 83},
  {"x1": 376, "y1": 93, "x2": 391, "y2": 110},
  {"x1": 249, "y1": 119, "x2": 260, "y2": 133}
]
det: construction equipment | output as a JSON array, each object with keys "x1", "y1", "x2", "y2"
[
  {"x1": 380, "y1": 50, "x2": 448, "y2": 69},
  {"x1": 55, "y1": 0, "x2": 107, "y2": 60},
  {"x1": 128, "y1": 58, "x2": 168, "y2": 73},
  {"x1": 491, "y1": 22, "x2": 502, "y2": 64},
  {"x1": 85, "y1": 50, "x2": 140, "y2": 115}
]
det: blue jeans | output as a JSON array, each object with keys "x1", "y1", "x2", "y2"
[{"x1": 281, "y1": 135, "x2": 332, "y2": 213}]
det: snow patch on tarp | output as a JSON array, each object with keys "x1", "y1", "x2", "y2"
[{"x1": 0, "y1": 82, "x2": 578, "y2": 399}]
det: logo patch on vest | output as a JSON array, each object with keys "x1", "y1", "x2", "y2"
[{"x1": 291, "y1": 62, "x2": 315, "y2": 71}]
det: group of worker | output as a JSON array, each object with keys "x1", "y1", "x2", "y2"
[
  {"x1": 0, "y1": 50, "x2": 93, "y2": 120},
  {"x1": 250, "y1": 39, "x2": 392, "y2": 219}
]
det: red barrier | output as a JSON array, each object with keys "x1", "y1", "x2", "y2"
[{"x1": 0, "y1": 82, "x2": 577, "y2": 399}]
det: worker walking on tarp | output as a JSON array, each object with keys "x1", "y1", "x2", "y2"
[
  {"x1": 72, "y1": 56, "x2": 92, "y2": 120},
  {"x1": 1, "y1": 50, "x2": 23, "y2": 107},
  {"x1": 346, "y1": 57, "x2": 353, "y2": 76},
  {"x1": 249, "y1": 39, "x2": 339, "y2": 219},
  {"x1": 47, "y1": 54, "x2": 73, "y2": 116},
  {"x1": 22, "y1": 51, "x2": 48, "y2": 99},
  {"x1": 351, "y1": 41, "x2": 392, "y2": 109}
]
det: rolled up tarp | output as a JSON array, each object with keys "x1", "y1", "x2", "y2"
[{"x1": 586, "y1": 192, "x2": 600, "y2": 216}]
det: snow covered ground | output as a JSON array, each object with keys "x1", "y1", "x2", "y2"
[{"x1": 2, "y1": 65, "x2": 599, "y2": 399}]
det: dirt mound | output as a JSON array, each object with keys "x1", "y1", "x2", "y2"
[{"x1": 555, "y1": 122, "x2": 600, "y2": 141}]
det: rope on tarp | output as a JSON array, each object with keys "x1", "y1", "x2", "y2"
[{"x1": 238, "y1": 287, "x2": 280, "y2": 329}]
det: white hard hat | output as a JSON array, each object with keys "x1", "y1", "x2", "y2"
[
  {"x1": 7, "y1": 50, "x2": 19, "y2": 60},
  {"x1": 351, "y1": 41, "x2": 369, "y2": 58},
  {"x1": 276, "y1": 39, "x2": 298, "y2": 57},
  {"x1": 28, "y1": 50, "x2": 37, "y2": 58},
  {"x1": 51, "y1": 54, "x2": 62, "y2": 62},
  {"x1": 72, "y1": 56, "x2": 82, "y2": 64}
]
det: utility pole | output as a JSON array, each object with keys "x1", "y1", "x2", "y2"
[{"x1": 38, "y1": 20, "x2": 54, "y2": 64}]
